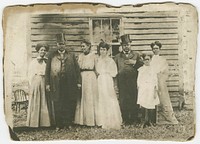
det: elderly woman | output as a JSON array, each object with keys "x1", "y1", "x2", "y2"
[
  {"x1": 150, "y1": 41, "x2": 178, "y2": 124},
  {"x1": 74, "y1": 39, "x2": 98, "y2": 126},
  {"x1": 96, "y1": 41, "x2": 122, "y2": 129},
  {"x1": 26, "y1": 43, "x2": 51, "y2": 127}
]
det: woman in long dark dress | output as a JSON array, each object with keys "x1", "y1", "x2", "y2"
[{"x1": 26, "y1": 43, "x2": 51, "y2": 127}]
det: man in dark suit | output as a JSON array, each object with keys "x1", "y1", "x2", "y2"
[
  {"x1": 114, "y1": 34, "x2": 143, "y2": 125},
  {"x1": 45, "y1": 33, "x2": 81, "y2": 130}
]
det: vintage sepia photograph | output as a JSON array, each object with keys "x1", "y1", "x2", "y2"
[{"x1": 2, "y1": 1, "x2": 198, "y2": 142}]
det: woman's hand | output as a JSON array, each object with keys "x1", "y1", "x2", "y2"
[{"x1": 46, "y1": 85, "x2": 51, "y2": 92}]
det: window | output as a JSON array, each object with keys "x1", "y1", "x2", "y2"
[{"x1": 90, "y1": 18, "x2": 122, "y2": 56}]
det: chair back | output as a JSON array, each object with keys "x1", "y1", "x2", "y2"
[{"x1": 13, "y1": 89, "x2": 27, "y2": 102}]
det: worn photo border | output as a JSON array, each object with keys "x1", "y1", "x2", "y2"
[{"x1": 0, "y1": 0, "x2": 199, "y2": 143}]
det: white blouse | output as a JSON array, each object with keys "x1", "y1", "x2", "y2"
[
  {"x1": 28, "y1": 57, "x2": 47, "y2": 84},
  {"x1": 151, "y1": 55, "x2": 168, "y2": 74}
]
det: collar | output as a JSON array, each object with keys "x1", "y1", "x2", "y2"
[
  {"x1": 37, "y1": 56, "x2": 47, "y2": 60},
  {"x1": 58, "y1": 49, "x2": 66, "y2": 54},
  {"x1": 123, "y1": 51, "x2": 130, "y2": 54}
]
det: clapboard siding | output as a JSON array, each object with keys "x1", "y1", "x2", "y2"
[
  {"x1": 31, "y1": 34, "x2": 89, "y2": 41},
  {"x1": 124, "y1": 17, "x2": 178, "y2": 23},
  {"x1": 31, "y1": 23, "x2": 89, "y2": 29},
  {"x1": 31, "y1": 17, "x2": 89, "y2": 23},
  {"x1": 124, "y1": 29, "x2": 178, "y2": 34},
  {"x1": 119, "y1": 11, "x2": 179, "y2": 93},
  {"x1": 30, "y1": 11, "x2": 180, "y2": 94},
  {"x1": 30, "y1": 15, "x2": 90, "y2": 65},
  {"x1": 124, "y1": 23, "x2": 178, "y2": 29},
  {"x1": 31, "y1": 29, "x2": 89, "y2": 35},
  {"x1": 131, "y1": 39, "x2": 179, "y2": 45}
]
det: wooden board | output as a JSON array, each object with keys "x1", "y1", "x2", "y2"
[
  {"x1": 124, "y1": 28, "x2": 178, "y2": 34},
  {"x1": 124, "y1": 22, "x2": 178, "y2": 29},
  {"x1": 31, "y1": 35, "x2": 90, "y2": 41},
  {"x1": 124, "y1": 17, "x2": 178, "y2": 23},
  {"x1": 31, "y1": 29, "x2": 90, "y2": 35},
  {"x1": 31, "y1": 23, "x2": 89, "y2": 29}
]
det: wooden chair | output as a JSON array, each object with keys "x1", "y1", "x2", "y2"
[{"x1": 13, "y1": 89, "x2": 28, "y2": 113}]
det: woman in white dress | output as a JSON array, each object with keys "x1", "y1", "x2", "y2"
[
  {"x1": 150, "y1": 41, "x2": 178, "y2": 124},
  {"x1": 96, "y1": 41, "x2": 122, "y2": 129},
  {"x1": 137, "y1": 53, "x2": 160, "y2": 128},
  {"x1": 26, "y1": 43, "x2": 51, "y2": 127},
  {"x1": 74, "y1": 40, "x2": 98, "y2": 126}
]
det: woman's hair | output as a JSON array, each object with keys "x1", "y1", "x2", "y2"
[
  {"x1": 35, "y1": 43, "x2": 49, "y2": 52},
  {"x1": 141, "y1": 53, "x2": 153, "y2": 60},
  {"x1": 81, "y1": 39, "x2": 91, "y2": 48},
  {"x1": 97, "y1": 40, "x2": 110, "y2": 55},
  {"x1": 150, "y1": 41, "x2": 162, "y2": 49},
  {"x1": 98, "y1": 41, "x2": 110, "y2": 50}
]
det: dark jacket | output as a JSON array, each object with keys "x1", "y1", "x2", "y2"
[{"x1": 45, "y1": 50, "x2": 81, "y2": 101}]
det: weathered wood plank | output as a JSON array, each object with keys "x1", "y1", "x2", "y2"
[
  {"x1": 124, "y1": 28, "x2": 178, "y2": 34},
  {"x1": 166, "y1": 81, "x2": 179, "y2": 86},
  {"x1": 33, "y1": 11, "x2": 177, "y2": 17},
  {"x1": 130, "y1": 45, "x2": 178, "y2": 50},
  {"x1": 167, "y1": 86, "x2": 179, "y2": 92},
  {"x1": 131, "y1": 39, "x2": 179, "y2": 45},
  {"x1": 124, "y1": 23, "x2": 178, "y2": 29},
  {"x1": 31, "y1": 17, "x2": 89, "y2": 23},
  {"x1": 130, "y1": 34, "x2": 178, "y2": 40},
  {"x1": 132, "y1": 49, "x2": 178, "y2": 55},
  {"x1": 168, "y1": 75, "x2": 179, "y2": 81},
  {"x1": 31, "y1": 14, "x2": 122, "y2": 18},
  {"x1": 31, "y1": 35, "x2": 90, "y2": 41},
  {"x1": 124, "y1": 17, "x2": 178, "y2": 23},
  {"x1": 31, "y1": 40, "x2": 82, "y2": 46},
  {"x1": 31, "y1": 23, "x2": 89, "y2": 29},
  {"x1": 31, "y1": 28, "x2": 89, "y2": 35},
  {"x1": 108, "y1": 11, "x2": 178, "y2": 17}
]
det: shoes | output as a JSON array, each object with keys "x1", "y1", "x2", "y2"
[
  {"x1": 149, "y1": 122, "x2": 156, "y2": 127},
  {"x1": 55, "y1": 126, "x2": 64, "y2": 132}
]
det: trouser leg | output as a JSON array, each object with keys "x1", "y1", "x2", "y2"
[{"x1": 53, "y1": 101, "x2": 64, "y2": 128}]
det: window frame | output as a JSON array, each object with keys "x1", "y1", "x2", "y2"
[{"x1": 89, "y1": 17, "x2": 123, "y2": 56}]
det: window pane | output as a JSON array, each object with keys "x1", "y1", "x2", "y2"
[
  {"x1": 102, "y1": 19, "x2": 112, "y2": 43},
  {"x1": 92, "y1": 20, "x2": 101, "y2": 43},
  {"x1": 111, "y1": 19, "x2": 120, "y2": 43}
]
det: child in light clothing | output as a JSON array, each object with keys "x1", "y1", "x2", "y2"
[{"x1": 137, "y1": 53, "x2": 160, "y2": 128}]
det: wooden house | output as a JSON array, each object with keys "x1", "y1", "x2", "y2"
[{"x1": 27, "y1": 3, "x2": 197, "y2": 108}]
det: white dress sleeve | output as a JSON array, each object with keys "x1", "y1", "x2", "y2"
[
  {"x1": 137, "y1": 67, "x2": 142, "y2": 88},
  {"x1": 108, "y1": 58, "x2": 118, "y2": 77}
]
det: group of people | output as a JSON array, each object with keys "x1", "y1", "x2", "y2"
[{"x1": 26, "y1": 33, "x2": 178, "y2": 131}]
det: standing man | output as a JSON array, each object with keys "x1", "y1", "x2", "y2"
[
  {"x1": 45, "y1": 33, "x2": 81, "y2": 130},
  {"x1": 114, "y1": 34, "x2": 143, "y2": 125}
]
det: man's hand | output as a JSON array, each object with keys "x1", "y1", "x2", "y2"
[
  {"x1": 46, "y1": 85, "x2": 50, "y2": 92},
  {"x1": 124, "y1": 59, "x2": 136, "y2": 65},
  {"x1": 77, "y1": 84, "x2": 81, "y2": 89}
]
